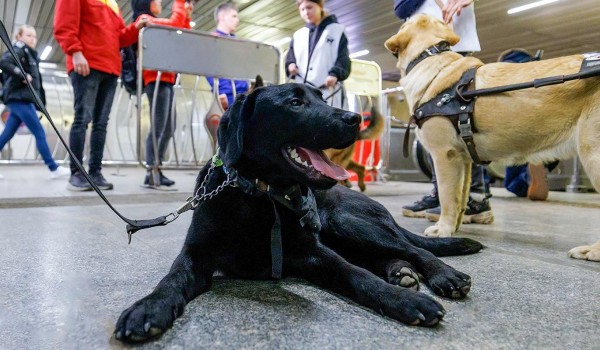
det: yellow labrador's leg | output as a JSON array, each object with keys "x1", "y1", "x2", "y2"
[
  {"x1": 568, "y1": 241, "x2": 600, "y2": 261},
  {"x1": 424, "y1": 148, "x2": 466, "y2": 237},
  {"x1": 572, "y1": 104, "x2": 600, "y2": 261},
  {"x1": 455, "y1": 161, "x2": 472, "y2": 231},
  {"x1": 417, "y1": 119, "x2": 467, "y2": 238}
]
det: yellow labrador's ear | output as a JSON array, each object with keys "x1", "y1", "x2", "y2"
[{"x1": 384, "y1": 31, "x2": 408, "y2": 58}]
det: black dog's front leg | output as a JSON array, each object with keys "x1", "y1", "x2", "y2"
[
  {"x1": 114, "y1": 244, "x2": 214, "y2": 343},
  {"x1": 286, "y1": 234, "x2": 445, "y2": 326}
]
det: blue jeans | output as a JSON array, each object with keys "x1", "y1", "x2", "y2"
[
  {"x1": 144, "y1": 82, "x2": 175, "y2": 166},
  {"x1": 0, "y1": 102, "x2": 58, "y2": 171},
  {"x1": 69, "y1": 69, "x2": 117, "y2": 174}
]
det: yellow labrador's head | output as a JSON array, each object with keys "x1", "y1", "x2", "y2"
[{"x1": 384, "y1": 14, "x2": 460, "y2": 70}]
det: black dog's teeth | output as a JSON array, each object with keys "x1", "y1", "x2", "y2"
[{"x1": 286, "y1": 146, "x2": 309, "y2": 167}]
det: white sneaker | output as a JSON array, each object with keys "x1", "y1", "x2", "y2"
[{"x1": 50, "y1": 166, "x2": 71, "y2": 179}]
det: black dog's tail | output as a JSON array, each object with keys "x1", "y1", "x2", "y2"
[{"x1": 402, "y1": 228, "x2": 484, "y2": 256}]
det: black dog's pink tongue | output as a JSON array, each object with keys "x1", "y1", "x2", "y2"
[{"x1": 296, "y1": 147, "x2": 350, "y2": 180}]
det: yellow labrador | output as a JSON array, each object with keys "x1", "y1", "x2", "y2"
[{"x1": 385, "y1": 14, "x2": 600, "y2": 262}]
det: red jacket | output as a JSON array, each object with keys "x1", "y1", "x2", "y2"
[
  {"x1": 135, "y1": 0, "x2": 192, "y2": 86},
  {"x1": 54, "y1": 0, "x2": 139, "y2": 76}
]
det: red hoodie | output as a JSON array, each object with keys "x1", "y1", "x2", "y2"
[
  {"x1": 54, "y1": 0, "x2": 139, "y2": 76},
  {"x1": 135, "y1": 0, "x2": 192, "y2": 86}
]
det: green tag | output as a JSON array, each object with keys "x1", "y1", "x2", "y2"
[{"x1": 212, "y1": 154, "x2": 223, "y2": 167}]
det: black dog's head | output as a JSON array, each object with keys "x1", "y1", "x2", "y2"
[{"x1": 217, "y1": 83, "x2": 361, "y2": 189}]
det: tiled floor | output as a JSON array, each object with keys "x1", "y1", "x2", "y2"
[{"x1": 0, "y1": 164, "x2": 598, "y2": 349}]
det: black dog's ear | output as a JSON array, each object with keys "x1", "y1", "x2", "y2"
[{"x1": 217, "y1": 92, "x2": 255, "y2": 167}]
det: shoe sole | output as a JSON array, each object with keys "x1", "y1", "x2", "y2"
[
  {"x1": 425, "y1": 211, "x2": 494, "y2": 224},
  {"x1": 97, "y1": 184, "x2": 114, "y2": 190},
  {"x1": 67, "y1": 184, "x2": 93, "y2": 192},
  {"x1": 402, "y1": 209, "x2": 428, "y2": 218}
]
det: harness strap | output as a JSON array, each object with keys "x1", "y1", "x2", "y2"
[
  {"x1": 233, "y1": 172, "x2": 321, "y2": 279},
  {"x1": 406, "y1": 67, "x2": 489, "y2": 165}
]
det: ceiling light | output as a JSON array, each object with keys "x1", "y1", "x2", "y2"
[
  {"x1": 349, "y1": 50, "x2": 369, "y2": 59},
  {"x1": 507, "y1": 0, "x2": 560, "y2": 15},
  {"x1": 40, "y1": 45, "x2": 53, "y2": 60}
]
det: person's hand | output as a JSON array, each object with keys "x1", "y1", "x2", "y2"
[
  {"x1": 288, "y1": 63, "x2": 299, "y2": 77},
  {"x1": 442, "y1": 0, "x2": 474, "y2": 23},
  {"x1": 22, "y1": 73, "x2": 33, "y2": 84},
  {"x1": 325, "y1": 75, "x2": 338, "y2": 87},
  {"x1": 135, "y1": 16, "x2": 150, "y2": 29},
  {"x1": 72, "y1": 51, "x2": 90, "y2": 77}
]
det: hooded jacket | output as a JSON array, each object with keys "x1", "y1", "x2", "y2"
[
  {"x1": 0, "y1": 41, "x2": 46, "y2": 106},
  {"x1": 285, "y1": 15, "x2": 351, "y2": 84},
  {"x1": 54, "y1": 0, "x2": 139, "y2": 76},
  {"x1": 132, "y1": 0, "x2": 191, "y2": 86}
]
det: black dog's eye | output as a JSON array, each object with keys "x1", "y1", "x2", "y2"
[{"x1": 290, "y1": 98, "x2": 303, "y2": 106}]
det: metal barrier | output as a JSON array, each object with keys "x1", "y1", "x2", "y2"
[{"x1": 0, "y1": 27, "x2": 281, "y2": 170}]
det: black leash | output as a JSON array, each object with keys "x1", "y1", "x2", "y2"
[
  {"x1": 0, "y1": 20, "x2": 186, "y2": 241},
  {"x1": 459, "y1": 66, "x2": 600, "y2": 100}
]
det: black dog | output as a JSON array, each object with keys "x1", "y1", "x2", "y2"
[{"x1": 114, "y1": 84, "x2": 482, "y2": 342}]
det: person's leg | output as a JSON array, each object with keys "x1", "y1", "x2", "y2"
[
  {"x1": 157, "y1": 84, "x2": 175, "y2": 165},
  {"x1": 504, "y1": 165, "x2": 528, "y2": 197},
  {"x1": 144, "y1": 82, "x2": 171, "y2": 167},
  {"x1": 13, "y1": 102, "x2": 58, "y2": 171},
  {"x1": 402, "y1": 152, "x2": 439, "y2": 217},
  {"x1": 69, "y1": 70, "x2": 101, "y2": 173},
  {"x1": 469, "y1": 164, "x2": 490, "y2": 199},
  {"x1": 0, "y1": 104, "x2": 23, "y2": 151},
  {"x1": 88, "y1": 71, "x2": 118, "y2": 175}
]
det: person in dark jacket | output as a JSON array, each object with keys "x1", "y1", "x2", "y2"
[
  {"x1": 286, "y1": 0, "x2": 351, "y2": 109},
  {"x1": 0, "y1": 25, "x2": 70, "y2": 179},
  {"x1": 131, "y1": 0, "x2": 193, "y2": 187}
]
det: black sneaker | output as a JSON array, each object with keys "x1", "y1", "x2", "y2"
[
  {"x1": 144, "y1": 170, "x2": 175, "y2": 187},
  {"x1": 67, "y1": 171, "x2": 93, "y2": 192},
  {"x1": 402, "y1": 193, "x2": 439, "y2": 218},
  {"x1": 425, "y1": 198, "x2": 494, "y2": 224},
  {"x1": 89, "y1": 172, "x2": 114, "y2": 190}
]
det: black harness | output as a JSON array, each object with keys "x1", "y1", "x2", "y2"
[
  {"x1": 403, "y1": 44, "x2": 600, "y2": 165},
  {"x1": 226, "y1": 167, "x2": 321, "y2": 280}
]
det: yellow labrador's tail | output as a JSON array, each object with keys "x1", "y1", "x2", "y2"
[
  {"x1": 403, "y1": 228, "x2": 484, "y2": 256},
  {"x1": 358, "y1": 105, "x2": 385, "y2": 141}
]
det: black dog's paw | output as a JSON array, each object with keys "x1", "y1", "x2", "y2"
[
  {"x1": 379, "y1": 288, "x2": 445, "y2": 327},
  {"x1": 387, "y1": 261, "x2": 420, "y2": 291},
  {"x1": 114, "y1": 293, "x2": 185, "y2": 343},
  {"x1": 426, "y1": 268, "x2": 472, "y2": 299}
]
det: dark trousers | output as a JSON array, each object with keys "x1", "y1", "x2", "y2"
[
  {"x1": 68, "y1": 69, "x2": 117, "y2": 174},
  {"x1": 0, "y1": 102, "x2": 58, "y2": 171},
  {"x1": 144, "y1": 82, "x2": 175, "y2": 166},
  {"x1": 428, "y1": 153, "x2": 491, "y2": 198}
]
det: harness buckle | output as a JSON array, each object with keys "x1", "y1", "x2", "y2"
[{"x1": 458, "y1": 119, "x2": 473, "y2": 137}]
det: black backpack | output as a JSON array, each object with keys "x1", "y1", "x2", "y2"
[{"x1": 120, "y1": 45, "x2": 138, "y2": 95}]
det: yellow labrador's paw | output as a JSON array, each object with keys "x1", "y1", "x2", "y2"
[
  {"x1": 568, "y1": 245, "x2": 600, "y2": 262},
  {"x1": 424, "y1": 224, "x2": 452, "y2": 238}
]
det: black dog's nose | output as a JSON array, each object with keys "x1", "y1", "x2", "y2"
[{"x1": 342, "y1": 112, "x2": 361, "y2": 126}]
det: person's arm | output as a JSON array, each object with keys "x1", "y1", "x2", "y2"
[
  {"x1": 394, "y1": 0, "x2": 427, "y2": 19},
  {"x1": 0, "y1": 48, "x2": 25, "y2": 79},
  {"x1": 285, "y1": 38, "x2": 298, "y2": 78},
  {"x1": 53, "y1": 0, "x2": 84, "y2": 56},
  {"x1": 328, "y1": 33, "x2": 351, "y2": 82},
  {"x1": 141, "y1": 0, "x2": 188, "y2": 28}
]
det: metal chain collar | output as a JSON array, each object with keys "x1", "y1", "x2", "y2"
[{"x1": 163, "y1": 153, "x2": 234, "y2": 224}]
